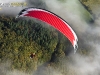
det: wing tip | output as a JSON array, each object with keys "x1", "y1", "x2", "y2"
[{"x1": 73, "y1": 39, "x2": 78, "y2": 54}]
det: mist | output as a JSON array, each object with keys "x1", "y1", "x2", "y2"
[
  {"x1": 0, "y1": 61, "x2": 32, "y2": 75},
  {"x1": 0, "y1": 0, "x2": 28, "y2": 15},
  {"x1": 1, "y1": 0, "x2": 100, "y2": 75},
  {"x1": 34, "y1": 0, "x2": 100, "y2": 75}
]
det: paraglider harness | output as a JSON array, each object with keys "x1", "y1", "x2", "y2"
[{"x1": 30, "y1": 53, "x2": 35, "y2": 58}]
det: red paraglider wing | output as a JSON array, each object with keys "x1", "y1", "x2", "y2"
[{"x1": 16, "y1": 8, "x2": 78, "y2": 52}]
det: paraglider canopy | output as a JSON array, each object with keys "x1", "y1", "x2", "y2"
[{"x1": 16, "y1": 7, "x2": 78, "y2": 53}]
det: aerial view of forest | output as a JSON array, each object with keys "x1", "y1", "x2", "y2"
[{"x1": 0, "y1": 0, "x2": 100, "y2": 75}]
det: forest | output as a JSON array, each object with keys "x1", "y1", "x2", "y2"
[
  {"x1": 0, "y1": 15, "x2": 90, "y2": 74},
  {"x1": 0, "y1": 0, "x2": 96, "y2": 74}
]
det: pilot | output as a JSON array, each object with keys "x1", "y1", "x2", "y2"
[{"x1": 30, "y1": 53, "x2": 35, "y2": 58}]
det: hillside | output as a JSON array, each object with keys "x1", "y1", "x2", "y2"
[
  {"x1": 0, "y1": 0, "x2": 97, "y2": 74},
  {"x1": 0, "y1": 15, "x2": 72, "y2": 72}
]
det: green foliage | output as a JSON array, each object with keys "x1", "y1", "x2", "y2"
[
  {"x1": 0, "y1": 15, "x2": 59, "y2": 72},
  {"x1": 0, "y1": 15, "x2": 89, "y2": 74},
  {"x1": 80, "y1": 0, "x2": 88, "y2": 2}
]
